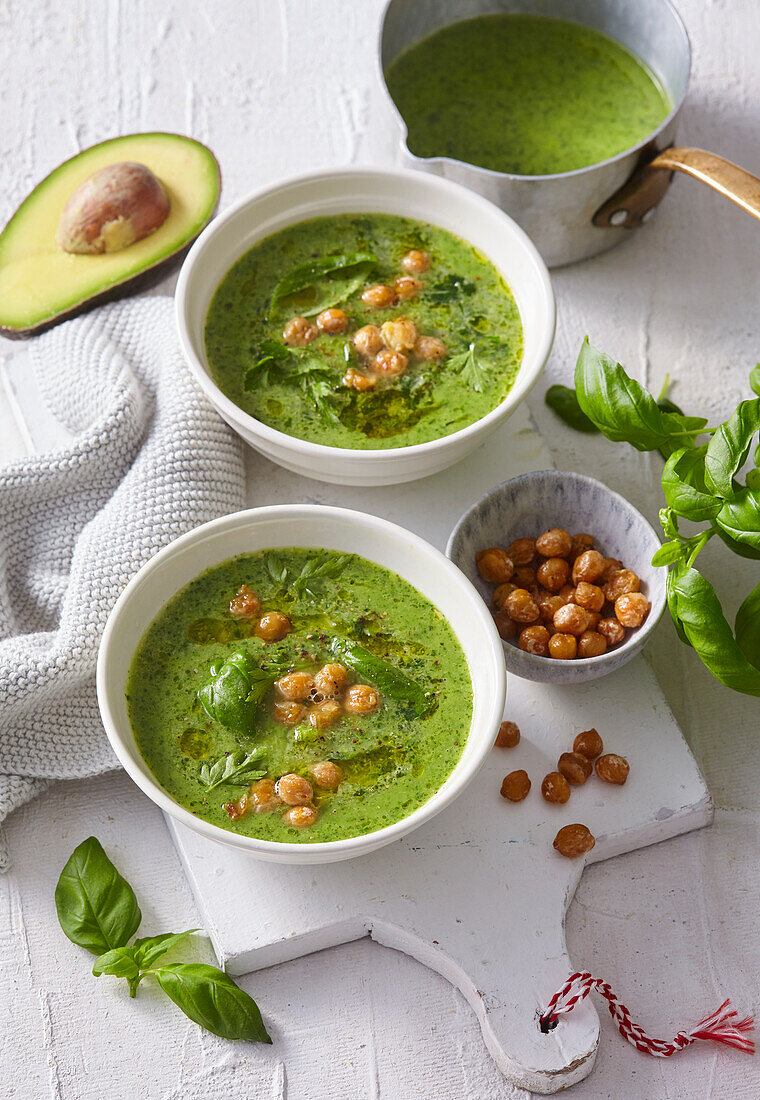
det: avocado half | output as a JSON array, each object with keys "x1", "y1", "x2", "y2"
[{"x1": 0, "y1": 132, "x2": 221, "y2": 338}]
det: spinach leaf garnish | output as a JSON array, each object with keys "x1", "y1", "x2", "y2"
[
  {"x1": 272, "y1": 252, "x2": 376, "y2": 315},
  {"x1": 448, "y1": 343, "x2": 492, "y2": 393},
  {"x1": 198, "y1": 749, "x2": 266, "y2": 791},
  {"x1": 56, "y1": 837, "x2": 271, "y2": 1039},
  {"x1": 197, "y1": 651, "x2": 278, "y2": 736},
  {"x1": 329, "y1": 636, "x2": 436, "y2": 717}
]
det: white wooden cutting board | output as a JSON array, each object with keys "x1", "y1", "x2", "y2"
[{"x1": 158, "y1": 404, "x2": 713, "y2": 1095}]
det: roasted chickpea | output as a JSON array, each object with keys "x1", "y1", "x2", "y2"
[
  {"x1": 536, "y1": 557, "x2": 570, "y2": 592},
  {"x1": 495, "y1": 720, "x2": 520, "y2": 748},
  {"x1": 492, "y1": 582, "x2": 517, "y2": 610},
  {"x1": 558, "y1": 751, "x2": 592, "y2": 785},
  {"x1": 401, "y1": 249, "x2": 430, "y2": 273},
  {"x1": 553, "y1": 603, "x2": 589, "y2": 636},
  {"x1": 559, "y1": 584, "x2": 576, "y2": 603},
  {"x1": 413, "y1": 335, "x2": 447, "y2": 361},
  {"x1": 316, "y1": 307, "x2": 348, "y2": 334},
  {"x1": 248, "y1": 778, "x2": 283, "y2": 813},
  {"x1": 539, "y1": 593, "x2": 566, "y2": 625},
  {"x1": 308, "y1": 700, "x2": 343, "y2": 729},
  {"x1": 342, "y1": 367, "x2": 374, "y2": 391},
  {"x1": 604, "y1": 569, "x2": 641, "y2": 601},
  {"x1": 309, "y1": 760, "x2": 344, "y2": 790},
  {"x1": 361, "y1": 283, "x2": 398, "y2": 309},
  {"x1": 394, "y1": 274, "x2": 424, "y2": 300},
  {"x1": 577, "y1": 631, "x2": 608, "y2": 658},
  {"x1": 506, "y1": 538, "x2": 536, "y2": 566},
  {"x1": 572, "y1": 549, "x2": 606, "y2": 585},
  {"x1": 493, "y1": 610, "x2": 517, "y2": 639},
  {"x1": 541, "y1": 771, "x2": 571, "y2": 804},
  {"x1": 476, "y1": 547, "x2": 515, "y2": 584},
  {"x1": 276, "y1": 773, "x2": 313, "y2": 806},
  {"x1": 585, "y1": 610, "x2": 602, "y2": 632},
  {"x1": 381, "y1": 317, "x2": 417, "y2": 352},
  {"x1": 553, "y1": 823, "x2": 595, "y2": 858},
  {"x1": 595, "y1": 753, "x2": 630, "y2": 785},
  {"x1": 548, "y1": 632, "x2": 577, "y2": 660},
  {"x1": 500, "y1": 769, "x2": 531, "y2": 801},
  {"x1": 570, "y1": 533, "x2": 595, "y2": 561},
  {"x1": 505, "y1": 588, "x2": 539, "y2": 624},
  {"x1": 273, "y1": 700, "x2": 306, "y2": 726},
  {"x1": 519, "y1": 624, "x2": 550, "y2": 656},
  {"x1": 283, "y1": 805, "x2": 319, "y2": 829},
  {"x1": 255, "y1": 611, "x2": 291, "y2": 641},
  {"x1": 229, "y1": 584, "x2": 260, "y2": 620},
  {"x1": 598, "y1": 617, "x2": 626, "y2": 646},
  {"x1": 283, "y1": 316, "x2": 318, "y2": 346},
  {"x1": 599, "y1": 557, "x2": 623, "y2": 582},
  {"x1": 313, "y1": 663, "x2": 349, "y2": 698},
  {"x1": 574, "y1": 582, "x2": 605, "y2": 613},
  {"x1": 344, "y1": 684, "x2": 381, "y2": 714},
  {"x1": 615, "y1": 592, "x2": 650, "y2": 627},
  {"x1": 573, "y1": 728, "x2": 604, "y2": 759},
  {"x1": 536, "y1": 528, "x2": 572, "y2": 558},
  {"x1": 513, "y1": 565, "x2": 536, "y2": 588},
  {"x1": 224, "y1": 795, "x2": 248, "y2": 820},
  {"x1": 276, "y1": 671, "x2": 314, "y2": 701},
  {"x1": 374, "y1": 349, "x2": 408, "y2": 376},
  {"x1": 353, "y1": 324, "x2": 383, "y2": 357}
]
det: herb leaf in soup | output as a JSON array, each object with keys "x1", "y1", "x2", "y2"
[
  {"x1": 272, "y1": 252, "x2": 377, "y2": 315},
  {"x1": 448, "y1": 343, "x2": 491, "y2": 393},
  {"x1": 329, "y1": 635, "x2": 436, "y2": 717},
  {"x1": 198, "y1": 650, "x2": 279, "y2": 736},
  {"x1": 426, "y1": 274, "x2": 476, "y2": 305},
  {"x1": 199, "y1": 749, "x2": 266, "y2": 790}
]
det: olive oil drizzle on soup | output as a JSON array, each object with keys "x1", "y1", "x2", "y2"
[
  {"x1": 204, "y1": 213, "x2": 523, "y2": 450},
  {"x1": 127, "y1": 549, "x2": 472, "y2": 843}
]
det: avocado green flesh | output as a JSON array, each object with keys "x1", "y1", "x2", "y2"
[
  {"x1": 385, "y1": 14, "x2": 671, "y2": 177},
  {"x1": 204, "y1": 213, "x2": 523, "y2": 450},
  {"x1": 0, "y1": 132, "x2": 220, "y2": 335},
  {"x1": 127, "y1": 549, "x2": 473, "y2": 844}
]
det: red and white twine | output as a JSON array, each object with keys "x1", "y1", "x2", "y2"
[{"x1": 539, "y1": 972, "x2": 755, "y2": 1058}]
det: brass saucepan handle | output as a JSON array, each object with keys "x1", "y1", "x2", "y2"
[{"x1": 593, "y1": 147, "x2": 760, "y2": 229}]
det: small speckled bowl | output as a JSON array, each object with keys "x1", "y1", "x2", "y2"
[{"x1": 446, "y1": 470, "x2": 666, "y2": 684}]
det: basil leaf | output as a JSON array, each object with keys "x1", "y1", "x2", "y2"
[
  {"x1": 715, "y1": 525, "x2": 760, "y2": 561},
  {"x1": 545, "y1": 384, "x2": 600, "y2": 433},
  {"x1": 665, "y1": 567, "x2": 689, "y2": 645},
  {"x1": 329, "y1": 636, "x2": 435, "y2": 717},
  {"x1": 426, "y1": 274, "x2": 476, "y2": 304},
  {"x1": 736, "y1": 582, "x2": 760, "y2": 671},
  {"x1": 651, "y1": 541, "x2": 688, "y2": 567},
  {"x1": 715, "y1": 487, "x2": 760, "y2": 554},
  {"x1": 132, "y1": 929, "x2": 199, "y2": 970},
  {"x1": 154, "y1": 963, "x2": 272, "y2": 1043},
  {"x1": 747, "y1": 468, "x2": 760, "y2": 491},
  {"x1": 667, "y1": 564, "x2": 760, "y2": 695},
  {"x1": 272, "y1": 252, "x2": 376, "y2": 315},
  {"x1": 750, "y1": 364, "x2": 760, "y2": 397},
  {"x1": 575, "y1": 339, "x2": 708, "y2": 456},
  {"x1": 199, "y1": 750, "x2": 265, "y2": 791},
  {"x1": 92, "y1": 947, "x2": 141, "y2": 981},
  {"x1": 704, "y1": 398, "x2": 760, "y2": 496},
  {"x1": 661, "y1": 446, "x2": 722, "y2": 522},
  {"x1": 198, "y1": 651, "x2": 274, "y2": 736},
  {"x1": 55, "y1": 837, "x2": 142, "y2": 956},
  {"x1": 659, "y1": 507, "x2": 680, "y2": 540},
  {"x1": 657, "y1": 396, "x2": 685, "y2": 415},
  {"x1": 448, "y1": 343, "x2": 491, "y2": 393}
]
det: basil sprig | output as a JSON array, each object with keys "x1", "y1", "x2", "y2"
[
  {"x1": 544, "y1": 340, "x2": 760, "y2": 697},
  {"x1": 198, "y1": 650, "x2": 280, "y2": 736},
  {"x1": 56, "y1": 837, "x2": 271, "y2": 1041},
  {"x1": 329, "y1": 635, "x2": 436, "y2": 716},
  {"x1": 272, "y1": 252, "x2": 376, "y2": 315}
]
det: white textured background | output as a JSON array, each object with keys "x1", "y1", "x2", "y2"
[{"x1": 1, "y1": 1, "x2": 760, "y2": 1096}]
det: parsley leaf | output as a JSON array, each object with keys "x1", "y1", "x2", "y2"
[
  {"x1": 448, "y1": 343, "x2": 491, "y2": 393},
  {"x1": 198, "y1": 750, "x2": 266, "y2": 791}
]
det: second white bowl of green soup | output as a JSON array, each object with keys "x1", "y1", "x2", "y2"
[{"x1": 176, "y1": 168, "x2": 554, "y2": 485}]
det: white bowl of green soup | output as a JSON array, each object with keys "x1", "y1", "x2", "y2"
[
  {"x1": 97, "y1": 506, "x2": 506, "y2": 864},
  {"x1": 175, "y1": 168, "x2": 554, "y2": 485}
]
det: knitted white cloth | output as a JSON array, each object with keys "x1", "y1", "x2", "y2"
[{"x1": 0, "y1": 297, "x2": 245, "y2": 869}]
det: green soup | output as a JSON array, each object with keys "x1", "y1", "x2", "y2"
[
  {"x1": 127, "y1": 549, "x2": 472, "y2": 843},
  {"x1": 204, "y1": 213, "x2": 523, "y2": 449},
  {"x1": 385, "y1": 14, "x2": 671, "y2": 176}
]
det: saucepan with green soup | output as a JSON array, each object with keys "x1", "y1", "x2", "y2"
[
  {"x1": 97, "y1": 506, "x2": 506, "y2": 863},
  {"x1": 380, "y1": 0, "x2": 760, "y2": 266},
  {"x1": 175, "y1": 168, "x2": 554, "y2": 485}
]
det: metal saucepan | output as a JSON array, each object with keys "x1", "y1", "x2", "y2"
[{"x1": 378, "y1": 0, "x2": 760, "y2": 266}]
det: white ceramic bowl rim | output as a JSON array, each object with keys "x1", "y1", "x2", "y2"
[
  {"x1": 97, "y1": 504, "x2": 506, "y2": 859},
  {"x1": 175, "y1": 165, "x2": 555, "y2": 462}
]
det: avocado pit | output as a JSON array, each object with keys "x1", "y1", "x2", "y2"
[{"x1": 56, "y1": 161, "x2": 170, "y2": 254}]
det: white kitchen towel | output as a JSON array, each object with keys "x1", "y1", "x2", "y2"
[{"x1": 0, "y1": 297, "x2": 245, "y2": 869}]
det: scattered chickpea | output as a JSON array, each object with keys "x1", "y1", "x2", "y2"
[
  {"x1": 248, "y1": 778, "x2": 283, "y2": 813},
  {"x1": 283, "y1": 805, "x2": 319, "y2": 829},
  {"x1": 381, "y1": 317, "x2": 417, "y2": 352},
  {"x1": 569, "y1": 533, "x2": 595, "y2": 561},
  {"x1": 344, "y1": 684, "x2": 381, "y2": 714},
  {"x1": 536, "y1": 528, "x2": 572, "y2": 558},
  {"x1": 536, "y1": 557, "x2": 570, "y2": 592},
  {"x1": 353, "y1": 324, "x2": 383, "y2": 357},
  {"x1": 224, "y1": 795, "x2": 248, "y2": 821},
  {"x1": 506, "y1": 538, "x2": 536, "y2": 566},
  {"x1": 558, "y1": 751, "x2": 592, "y2": 785},
  {"x1": 548, "y1": 632, "x2": 577, "y2": 660},
  {"x1": 597, "y1": 617, "x2": 626, "y2": 647},
  {"x1": 394, "y1": 275, "x2": 424, "y2": 300},
  {"x1": 492, "y1": 582, "x2": 517, "y2": 610},
  {"x1": 277, "y1": 671, "x2": 314, "y2": 701},
  {"x1": 477, "y1": 547, "x2": 514, "y2": 584},
  {"x1": 276, "y1": 773, "x2": 313, "y2": 806},
  {"x1": 585, "y1": 610, "x2": 602, "y2": 632},
  {"x1": 513, "y1": 565, "x2": 536, "y2": 588},
  {"x1": 577, "y1": 630, "x2": 608, "y2": 659},
  {"x1": 553, "y1": 823, "x2": 595, "y2": 858},
  {"x1": 599, "y1": 557, "x2": 624, "y2": 582},
  {"x1": 573, "y1": 728, "x2": 604, "y2": 760},
  {"x1": 361, "y1": 283, "x2": 398, "y2": 309},
  {"x1": 495, "y1": 720, "x2": 520, "y2": 748},
  {"x1": 615, "y1": 592, "x2": 650, "y2": 628},
  {"x1": 500, "y1": 769, "x2": 531, "y2": 802},
  {"x1": 506, "y1": 588, "x2": 540, "y2": 624},
  {"x1": 595, "y1": 753, "x2": 630, "y2": 785},
  {"x1": 283, "y1": 316, "x2": 318, "y2": 346},
  {"x1": 493, "y1": 610, "x2": 517, "y2": 639},
  {"x1": 574, "y1": 581, "x2": 605, "y2": 613},
  {"x1": 541, "y1": 771, "x2": 571, "y2": 804},
  {"x1": 519, "y1": 624, "x2": 551, "y2": 656},
  {"x1": 539, "y1": 594, "x2": 566, "y2": 625},
  {"x1": 604, "y1": 569, "x2": 641, "y2": 601},
  {"x1": 401, "y1": 249, "x2": 430, "y2": 273},
  {"x1": 553, "y1": 603, "x2": 589, "y2": 636},
  {"x1": 313, "y1": 663, "x2": 349, "y2": 698},
  {"x1": 374, "y1": 349, "x2": 408, "y2": 376},
  {"x1": 255, "y1": 611, "x2": 291, "y2": 642},
  {"x1": 308, "y1": 760, "x2": 344, "y2": 790},
  {"x1": 559, "y1": 584, "x2": 576, "y2": 603},
  {"x1": 413, "y1": 335, "x2": 447, "y2": 361},
  {"x1": 273, "y1": 700, "x2": 306, "y2": 725},
  {"x1": 316, "y1": 307, "x2": 349, "y2": 334},
  {"x1": 342, "y1": 367, "x2": 375, "y2": 391},
  {"x1": 308, "y1": 700, "x2": 343, "y2": 729},
  {"x1": 229, "y1": 584, "x2": 260, "y2": 620},
  {"x1": 572, "y1": 549, "x2": 607, "y2": 585}
]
